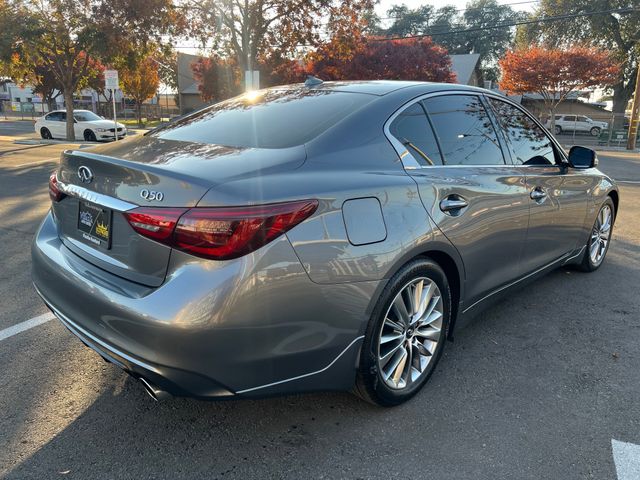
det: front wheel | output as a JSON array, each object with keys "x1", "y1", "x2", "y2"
[
  {"x1": 83, "y1": 129, "x2": 97, "y2": 142},
  {"x1": 354, "y1": 258, "x2": 451, "y2": 406},
  {"x1": 579, "y1": 198, "x2": 615, "y2": 272},
  {"x1": 590, "y1": 127, "x2": 601, "y2": 136}
]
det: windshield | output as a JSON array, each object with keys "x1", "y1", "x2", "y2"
[
  {"x1": 151, "y1": 88, "x2": 374, "y2": 149},
  {"x1": 74, "y1": 111, "x2": 102, "y2": 122}
]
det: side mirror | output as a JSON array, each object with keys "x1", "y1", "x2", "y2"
[{"x1": 568, "y1": 146, "x2": 598, "y2": 169}]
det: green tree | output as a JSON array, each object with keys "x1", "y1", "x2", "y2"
[
  {"x1": 381, "y1": 0, "x2": 522, "y2": 80},
  {"x1": 517, "y1": 0, "x2": 639, "y2": 125},
  {"x1": 461, "y1": 0, "x2": 525, "y2": 80},
  {"x1": 5, "y1": 0, "x2": 183, "y2": 140},
  {"x1": 187, "y1": 0, "x2": 374, "y2": 85}
]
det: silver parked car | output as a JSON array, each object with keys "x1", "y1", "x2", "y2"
[
  {"x1": 546, "y1": 114, "x2": 609, "y2": 136},
  {"x1": 32, "y1": 81, "x2": 618, "y2": 406}
]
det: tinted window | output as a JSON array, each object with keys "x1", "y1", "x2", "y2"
[
  {"x1": 389, "y1": 103, "x2": 443, "y2": 166},
  {"x1": 577, "y1": 116, "x2": 589, "y2": 122},
  {"x1": 74, "y1": 111, "x2": 101, "y2": 122},
  {"x1": 152, "y1": 89, "x2": 374, "y2": 149},
  {"x1": 46, "y1": 112, "x2": 62, "y2": 121},
  {"x1": 564, "y1": 115, "x2": 576, "y2": 122},
  {"x1": 422, "y1": 95, "x2": 504, "y2": 166},
  {"x1": 489, "y1": 98, "x2": 557, "y2": 166}
]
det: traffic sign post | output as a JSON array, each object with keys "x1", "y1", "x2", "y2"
[{"x1": 104, "y1": 70, "x2": 119, "y2": 141}]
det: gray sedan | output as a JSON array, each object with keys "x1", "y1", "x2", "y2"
[{"x1": 32, "y1": 81, "x2": 618, "y2": 406}]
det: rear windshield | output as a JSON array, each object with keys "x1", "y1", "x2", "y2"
[{"x1": 151, "y1": 89, "x2": 374, "y2": 148}]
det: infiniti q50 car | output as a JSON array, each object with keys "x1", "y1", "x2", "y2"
[{"x1": 32, "y1": 81, "x2": 618, "y2": 406}]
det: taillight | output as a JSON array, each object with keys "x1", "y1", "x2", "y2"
[
  {"x1": 124, "y1": 208, "x2": 187, "y2": 241},
  {"x1": 49, "y1": 172, "x2": 65, "y2": 202},
  {"x1": 124, "y1": 200, "x2": 318, "y2": 260}
]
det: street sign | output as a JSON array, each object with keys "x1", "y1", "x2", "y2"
[
  {"x1": 104, "y1": 70, "x2": 119, "y2": 141},
  {"x1": 104, "y1": 70, "x2": 119, "y2": 90}
]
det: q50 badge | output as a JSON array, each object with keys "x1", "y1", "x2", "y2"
[{"x1": 140, "y1": 189, "x2": 164, "y2": 202}]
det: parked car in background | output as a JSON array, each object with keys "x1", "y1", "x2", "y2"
[
  {"x1": 32, "y1": 81, "x2": 618, "y2": 406},
  {"x1": 34, "y1": 110, "x2": 126, "y2": 141},
  {"x1": 547, "y1": 114, "x2": 608, "y2": 136}
]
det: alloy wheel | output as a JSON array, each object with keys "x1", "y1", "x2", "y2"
[
  {"x1": 589, "y1": 204, "x2": 612, "y2": 265},
  {"x1": 376, "y1": 277, "x2": 444, "y2": 390}
]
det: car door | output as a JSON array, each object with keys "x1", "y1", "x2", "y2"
[
  {"x1": 43, "y1": 112, "x2": 60, "y2": 137},
  {"x1": 54, "y1": 112, "x2": 67, "y2": 138},
  {"x1": 388, "y1": 93, "x2": 530, "y2": 306},
  {"x1": 73, "y1": 113, "x2": 84, "y2": 139},
  {"x1": 487, "y1": 96, "x2": 589, "y2": 273},
  {"x1": 576, "y1": 116, "x2": 590, "y2": 133},
  {"x1": 563, "y1": 115, "x2": 577, "y2": 132}
]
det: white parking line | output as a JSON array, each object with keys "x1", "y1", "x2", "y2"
[
  {"x1": 612, "y1": 439, "x2": 640, "y2": 480},
  {"x1": 0, "y1": 312, "x2": 55, "y2": 342}
]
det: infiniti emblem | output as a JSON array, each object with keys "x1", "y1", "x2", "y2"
[{"x1": 77, "y1": 166, "x2": 93, "y2": 184}]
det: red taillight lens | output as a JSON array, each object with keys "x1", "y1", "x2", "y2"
[
  {"x1": 49, "y1": 172, "x2": 65, "y2": 202},
  {"x1": 124, "y1": 200, "x2": 318, "y2": 260},
  {"x1": 123, "y1": 208, "x2": 187, "y2": 241}
]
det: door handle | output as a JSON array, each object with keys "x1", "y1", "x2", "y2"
[
  {"x1": 530, "y1": 187, "x2": 547, "y2": 201},
  {"x1": 440, "y1": 195, "x2": 468, "y2": 214}
]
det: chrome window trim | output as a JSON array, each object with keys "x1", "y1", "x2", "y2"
[
  {"x1": 385, "y1": 89, "x2": 569, "y2": 170},
  {"x1": 385, "y1": 90, "x2": 509, "y2": 170},
  {"x1": 57, "y1": 180, "x2": 138, "y2": 212}
]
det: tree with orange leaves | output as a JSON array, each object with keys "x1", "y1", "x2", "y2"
[
  {"x1": 307, "y1": 36, "x2": 456, "y2": 83},
  {"x1": 120, "y1": 57, "x2": 161, "y2": 127},
  {"x1": 499, "y1": 46, "x2": 620, "y2": 130}
]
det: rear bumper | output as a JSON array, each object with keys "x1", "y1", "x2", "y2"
[
  {"x1": 32, "y1": 211, "x2": 376, "y2": 398},
  {"x1": 36, "y1": 286, "x2": 233, "y2": 398}
]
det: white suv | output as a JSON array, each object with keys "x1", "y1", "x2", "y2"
[{"x1": 547, "y1": 115, "x2": 608, "y2": 136}]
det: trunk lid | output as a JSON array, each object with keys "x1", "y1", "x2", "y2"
[{"x1": 52, "y1": 135, "x2": 306, "y2": 287}]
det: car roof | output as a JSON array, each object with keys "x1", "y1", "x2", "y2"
[
  {"x1": 270, "y1": 80, "x2": 491, "y2": 96},
  {"x1": 47, "y1": 109, "x2": 92, "y2": 114}
]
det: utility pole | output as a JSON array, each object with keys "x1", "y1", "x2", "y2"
[{"x1": 627, "y1": 64, "x2": 640, "y2": 150}]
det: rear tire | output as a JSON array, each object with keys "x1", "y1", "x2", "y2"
[
  {"x1": 354, "y1": 258, "x2": 451, "y2": 406},
  {"x1": 40, "y1": 128, "x2": 52, "y2": 139},
  {"x1": 84, "y1": 129, "x2": 97, "y2": 142},
  {"x1": 578, "y1": 198, "x2": 615, "y2": 272},
  {"x1": 590, "y1": 127, "x2": 601, "y2": 136}
]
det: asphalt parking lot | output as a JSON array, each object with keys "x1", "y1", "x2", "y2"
[
  {"x1": 0, "y1": 119, "x2": 37, "y2": 137},
  {"x1": 0, "y1": 136, "x2": 639, "y2": 479}
]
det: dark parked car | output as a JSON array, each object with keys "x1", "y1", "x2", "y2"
[{"x1": 32, "y1": 81, "x2": 618, "y2": 406}]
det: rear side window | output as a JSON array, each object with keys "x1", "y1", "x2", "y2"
[
  {"x1": 389, "y1": 103, "x2": 443, "y2": 166},
  {"x1": 564, "y1": 115, "x2": 576, "y2": 122},
  {"x1": 46, "y1": 112, "x2": 62, "y2": 121},
  {"x1": 422, "y1": 95, "x2": 505, "y2": 166},
  {"x1": 151, "y1": 89, "x2": 374, "y2": 149},
  {"x1": 489, "y1": 98, "x2": 558, "y2": 166}
]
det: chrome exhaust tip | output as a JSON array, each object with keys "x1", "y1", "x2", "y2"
[{"x1": 139, "y1": 377, "x2": 171, "y2": 401}]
